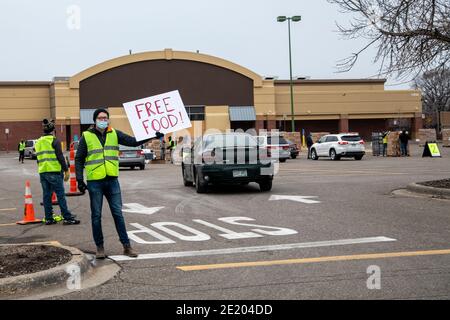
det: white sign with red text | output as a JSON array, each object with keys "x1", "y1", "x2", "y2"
[{"x1": 123, "y1": 90, "x2": 191, "y2": 140}]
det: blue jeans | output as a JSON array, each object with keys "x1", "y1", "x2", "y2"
[
  {"x1": 382, "y1": 143, "x2": 387, "y2": 156},
  {"x1": 400, "y1": 142, "x2": 408, "y2": 156},
  {"x1": 40, "y1": 172, "x2": 73, "y2": 220},
  {"x1": 87, "y1": 178, "x2": 130, "y2": 247}
]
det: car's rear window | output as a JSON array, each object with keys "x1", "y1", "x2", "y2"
[
  {"x1": 25, "y1": 141, "x2": 34, "y2": 147},
  {"x1": 267, "y1": 136, "x2": 288, "y2": 145},
  {"x1": 341, "y1": 135, "x2": 362, "y2": 142},
  {"x1": 204, "y1": 135, "x2": 257, "y2": 148}
]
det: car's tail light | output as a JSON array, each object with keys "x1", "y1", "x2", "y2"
[
  {"x1": 119, "y1": 151, "x2": 123, "y2": 157},
  {"x1": 338, "y1": 141, "x2": 349, "y2": 145},
  {"x1": 359, "y1": 140, "x2": 365, "y2": 145},
  {"x1": 259, "y1": 148, "x2": 271, "y2": 160},
  {"x1": 282, "y1": 146, "x2": 289, "y2": 150},
  {"x1": 137, "y1": 150, "x2": 144, "y2": 156}
]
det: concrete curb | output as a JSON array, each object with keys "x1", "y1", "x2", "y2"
[
  {"x1": 407, "y1": 182, "x2": 450, "y2": 199},
  {"x1": 0, "y1": 243, "x2": 92, "y2": 299}
]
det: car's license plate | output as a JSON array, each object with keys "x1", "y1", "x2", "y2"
[
  {"x1": 123, "y1": 153, "x2": 135, "y2": 158},
  {"x1": 233, "y1": 170, "x2": 247, "y2": 177}
]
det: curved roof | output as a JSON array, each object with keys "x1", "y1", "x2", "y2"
[{"x1": 69, "y1": 49, "x2": 263, "y2": 88}]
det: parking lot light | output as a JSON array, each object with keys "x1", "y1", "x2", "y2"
[{"x1": 277, "y1": 15, "x2": 301, "y2": 132}]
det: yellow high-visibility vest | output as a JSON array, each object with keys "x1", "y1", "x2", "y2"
[
  {"x1": 83, "y1": 128, "x2": 119, "y2": 181},
  {"x1": 35, "y1": 136, "x2": 61, "y2": 173}
]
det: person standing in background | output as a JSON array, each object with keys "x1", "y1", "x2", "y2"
[
  {"x1": 382, "y1": 131, "x2": 389, "y2": 157},
  {"x1": 399, "y1": 130, "x2": 409, "y2": 157},
  {"x1": 306, "y1": 133, "x2": 313, "y2": 159},
  {"x1": 18, "y1": 139, "x2": 26, "y2": 163}
]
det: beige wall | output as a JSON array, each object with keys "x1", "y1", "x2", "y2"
[
  {"x1": 50, "y1": 80, "x2": 80, "y2": 126},
  {"x1": 0, "y1": 84, "x2": 51, "y2": 121},
  {"x1": 254, "y1": 80, "x2": 276, "y2": 116},
  {"x1": 205, "y1": 106, "x2": 230, "y2": 133},
  {"x1": 108, "y1": 107, "x2": 133, "y2": 135},
  {"x1": 274, "y1": 85, "x2": 421, "y2": 119},
  {"x1": 284, "y1": 82, "x2": 385, "y2": 92}
]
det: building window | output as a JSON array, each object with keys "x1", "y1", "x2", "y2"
[{"x1": 185, "y1": 106, "x2": 205, "y2": 121}]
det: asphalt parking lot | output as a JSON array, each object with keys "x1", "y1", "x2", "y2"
[{"x1": 1, "y1": 143, "x2": 449, "y2": 300}]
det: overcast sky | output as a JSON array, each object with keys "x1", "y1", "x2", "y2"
[{"x1": 0, "y1": 0, "x2": 411, "y2": 89}]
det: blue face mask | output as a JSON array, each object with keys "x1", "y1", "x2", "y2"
[{"x1": 96, "y1": 120, "x2": 108, "y2": 130}]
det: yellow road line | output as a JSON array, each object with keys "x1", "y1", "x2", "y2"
[
  {"x1": 0, "y1": 208, "x2": 16, "y2": 211},
  {"x1": 0, "y1": 241, "x2": 61, "y2": 246},
  {"x1": 177, "y1": 249, "x2": 450, "y2": 272},
  {"x1": 280, "y1": 169, "x2": 406, "y2": 175},
  {"x1": 0, "y1": 223, "x2": 17, "y2": 227}
]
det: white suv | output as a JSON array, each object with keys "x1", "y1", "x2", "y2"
[
  {"x1": 24, "y1": 139, "x2": 38, "y2": 159},
  {"x1": 310, "y1": 133, "x2": 365, "y2": 161}
]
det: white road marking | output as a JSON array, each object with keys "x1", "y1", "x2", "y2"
[
  {"x1": 109, "y1": 236, "x2": 396, "y2": 261},
  {"x1": 122, "y1": 203, "x2": 164, "y2": 215},
  {"x1": 269, "y1": 195, "x2": 321, "y2": 204}
]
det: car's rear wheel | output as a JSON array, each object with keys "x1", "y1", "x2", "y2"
[
  {"x1": 354, "y1": 155, "x2": 363, "y2": 160},
  {"x1": 291, "y1": 155, "x2": 297, "y2": 159},
  {"x1": 279, "y1": 158, "x2": 287, "y2": 163},
  {"x1": 311, "y1": 149, "x2": 318, "y2": 160},
  {"x1": 195, "y1": 172, "x2": 207, "y2": 193},
  {"x1": 259, "y1": 180, "x2": 272, "y2": 192},
  {"x1": 139, "y1": 165, "x2": 145, "y2": 170},
  {"x1": 330, "y1": 149, "x2": 340, "y2": 161}
]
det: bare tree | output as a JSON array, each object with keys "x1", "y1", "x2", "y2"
[
  {"x1": 328, "y1": 0, "x2": 450, "y2": 79},
  {"x1": 414, "y1": 68, "x2": 450, "y2": 129}
]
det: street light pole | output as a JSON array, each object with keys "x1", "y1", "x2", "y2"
[
  {"x1": 277, "y1": 15, "x2": 301, "y2": 132},
  {"x1": 287, "y1": 18, "x2": 295, "y2": 132}
]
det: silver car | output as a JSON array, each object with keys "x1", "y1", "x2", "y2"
[
  {"x1": 119, "y1": 145, "x2": 145, "y2": 170},
  {"x1": 257, "y1": 135, "x2": 290, "y2": 163}
]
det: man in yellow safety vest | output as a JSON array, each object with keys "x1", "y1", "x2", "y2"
[{"x1": 75, "y1": 108, "x2": 163, "y2": 259}]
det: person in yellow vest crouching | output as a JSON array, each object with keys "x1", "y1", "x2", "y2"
[
  {"x1": 36, "y1": 119, "x2": 80, "y2": 226},
  {"x1": 75, "y1": 108, "x2": 163, "y2": 259}
]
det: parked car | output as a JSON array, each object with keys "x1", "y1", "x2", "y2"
[
  {"x1": 256, "y1": 135, "x2": 290, "y2": 163},
  {"x1": 24, "y1": 139, "x2": 38, "y2": 159},
  {"x1": 142, "y1": 148, "x2": 154, "y2": 160},
  {"x1": 182, "y1": 133, "x2": 274, "y2": 193},
  {"x1": 285, "y1": 139, "x2": 299, "y2": 159},
  {"x1": 310, "y1": 133, "x2": 365, "y2": 161},
  {"x1": 119, "y1": 145, "x2": 145, "y2": 170}
]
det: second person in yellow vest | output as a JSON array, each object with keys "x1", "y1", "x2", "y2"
[{"x1": 36, "y1": 119, "x2": 80, "y2": 225}]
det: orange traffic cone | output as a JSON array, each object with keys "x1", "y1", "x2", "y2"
[
  {"x1": 66, "y1": 142, "x2": 84, "y2": 196},
  {"x1": 40, "y1": 191, "x2": 58, "y2": 206},
  {"x1": 17, "y1": 180, "x2": 42, "y2": 225},
  {"x1": 52, "y1": 192, "x2": 58, "y2": 205}
]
